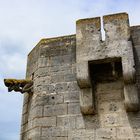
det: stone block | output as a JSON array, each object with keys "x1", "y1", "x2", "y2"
[
  {"x1": 42, "y1": 127, "x2": 68, "y2": 137},
  {"x1": 57, "y1": 115, "x2": 76, "y2": 129},
  {"x1": 103, "y1": 13, "x2": 130, "y2": 41},
  {"x1": 35, "y1": 84, "x2": 55, "y2": 93},
  {"x1": 44, "y1": 104, "x2": 67, "y2": 116},
  {"x1": 96, "y1": 128, "x2": 116, "y2": 140},
  {"x1": 51, "y1": 56, "x2": 62, "y2": 66},
  {"x1": 116, "y1": 127, "x2": 134, "y2": 139},
  {"x1": 98, "y1": 101, "x2": 124, "y2": 114},
  {"x1": 76, "y1": 62, "x2": 91, "y2": 88},
  {"x1": 22, "y1": 103, "x2": 28, "y2": 114},
  {"x1": 33, "y1": 93, "x2": 64, "y2": 106},
  {"x1": 97, "y1": 91, "x2": 123, "y2": 102},
  {"x1": 20, "y1": 123, "x2": 28, "y2": 134},
  {"x1": 127, "y1": 112, "x2": 140, "y2": 128},
  {"x1": 81, "y1": 115, "x2": 99, "y2": 129},
  {"x1": 124, "y1": 84, "x2": 139, "y2": 111},
  {"x1": 79, "y1": 88, "x2": 95, "y2": 114},
  {"x1": 28, "y1": 127, "x2": 41, "y2": 140},
  {"x1": 56, "y1": 137, "x2": 68, "y2": 140},
  {"x1": 64, "y1": 74, "x2": 76, "y2": 82},
  {"x1": 68, "y1": 129, "x2": 95, "y2": 140},
  {"x1": 23, "y1": 93, "x2": 30, "y2": 105},
  {"x1": 75, "y1": 115, "x2": 85, "y2": 129},
  {"x1": 43, "y1": 84, "x2": 55, "y2": 93},
  {"x1": 67, "y1": 82, "x2": 80, "y2": 91},
  {"x1": 49, "y1": 66, "x2": 60, "y2": 73},
  {"x1": 41, "y1": 136, "x2": 67, "y2": 140},
  {"x1": 59, "y1": 65, "x2": 73, "y2": 73},
  {"x1": 34, "y1": 67, "x2": 50, "y2": 77},
  {"x1": 34, "y1": 116, "x2": 56, "y2": 127},
  {"x1": 40, "y1": 136, "x2": 56, "y2": 140},
  {"x1": 62, "y1": 54, "x2": 74, "y2": 64},
  {"x1": 55, "y1": 83, "x2": 68, "y2": 93},
  {"x1": 64, "y1": 91, "x2": 79, "y2": 103},
  {"x1": 96, "y1": 81, "x2": 123, "y2": 92},
  {"x1": 28, "y1": 105, "x2": 43, "y2": 120},
  {"x1": 131, "y1": 26, "x2": 140, "y2": 45},
  {"x1": 68, "y1": 103, "x2": 81, "y2": 114},
  {"x1": 21, "y1": 113, "x2": 28, "y2": 125},
  {"x1": 76, "y1": 16, "x2": 101, "y2": 62},
  {"x1": 100, "y1": 113, "x2": 121, "y2": 127},
  {"x1": 133, "y1": 128, "x2": 140, "y2": 138},
  {"x1": 51, "y1": 74, "x2": 64, "y2": 83},
  {"x1": 28, "y1": 119, "x2": 35, "y2": 130},
  {"x1": 26, "y1": 45, "x2": 39, "y2": 78},
  {"x1": 34, "y1": 76, "x2": 48, "y2": 87},
  {"x1": 38, "y1": 57, "x2": 50, "y2": 67}
]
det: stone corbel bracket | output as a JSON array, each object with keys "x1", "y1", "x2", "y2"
[
  {"x1": 76, "y1": 13, "x2": 139, "y2": 114},
  {"x1": 4, "y1": 79, "x2": 33, "y2": 94}
]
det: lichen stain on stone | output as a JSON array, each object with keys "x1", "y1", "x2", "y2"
[
  {"x1": 76, "y1": 17, "x2": 101, "y2": 29},
  {"x1": 103, "y1": 12, "x2": 128, "y2": 24}
]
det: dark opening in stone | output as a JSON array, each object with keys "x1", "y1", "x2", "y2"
[{"x1": 89, "y1": 59, "x2": 122, "y2": 83}]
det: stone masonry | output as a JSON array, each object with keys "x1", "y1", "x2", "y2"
[{"x1": 20, "y1": 13, "x2": 140, "y2": 140}]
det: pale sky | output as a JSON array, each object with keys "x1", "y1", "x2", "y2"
[{"x1": 0, "y1": 0, "x2": 140, "y2": 140}]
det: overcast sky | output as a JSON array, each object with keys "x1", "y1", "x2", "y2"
[{"x1": 0, "y1": 0, "x2": 140, "y2": 140}]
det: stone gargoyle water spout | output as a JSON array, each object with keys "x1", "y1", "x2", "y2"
[{"x1": 4, "y1": 79, "x2": 33, "y2": 94}]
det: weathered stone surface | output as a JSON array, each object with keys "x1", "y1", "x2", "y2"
[
  {"x1": 34, "y1": 116, "x2": 57, "y2": 127},
  {"x1": 44, "y1": 104, "x2": 67, "y2": 116},
  {"x1": 57, "y1": 115, "x2": 76, "y2": 129},
  {"x1": 68, "y1": 129, "x2": 95, "y2": 140},
  {"x1": 100, "y1": 113, "x2": 121, "y2": 127},
  {"x1": 116, "y1": 127, "x2": 134, "y2": 139},
  {"x1": 42, "y1": 127, "x2": 68, "y2": 137},
  {"x1": 79, "y1": 88, "x2": 95, "y2": 114},
  {"x1": 68, "y1": 103, "x2": 81, "y2": 114},
  {"x1": 28, "y1": 105, "x2": 43, "y2": 120},
  {"x1": 64, "y1": 91, "x2": 79, "y2": 103},
  {"x1": 20, "y1": 13, "x2": 140, "y2": 140},
  {"x1": 76, "y1": 12, "x2": 139, "y2": 114},
  {"x1": 33, "y1": 93, "x2": 64, "y2": 106},
  {"x1": 98, "y1": 101, "x2": 124, "y2": 114},
  {"x1": 96, "y1": 128, "x2": 116, "y2": 140},
  {"x1": 28, "y1": 127, "x2": 41, "y2": 140}
]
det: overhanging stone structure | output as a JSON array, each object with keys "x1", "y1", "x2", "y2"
[
  {"x1": 4, "y1": 12, "x2": 140, "y2": 140},
  {"x1": 76, "y1": 13, "x2": 139, "y2": 114}
]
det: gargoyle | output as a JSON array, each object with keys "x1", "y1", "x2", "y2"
[{"x1": 4, "y1": 79, "x2": 33, "y2": 94}]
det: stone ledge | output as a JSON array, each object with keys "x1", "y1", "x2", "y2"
[{"x1": 28, "y1": 34, "x2": 76, "y2": 56}]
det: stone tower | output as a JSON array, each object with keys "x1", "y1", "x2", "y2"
[{"x1": 18, "y1": 13, "x2": 140, "y2": 139}]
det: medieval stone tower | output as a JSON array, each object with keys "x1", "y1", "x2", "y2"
[{"x1": 18, "y1": 13, "x2": 140, "y2": 139}]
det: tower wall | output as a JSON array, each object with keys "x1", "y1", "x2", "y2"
[{"x1": 21, "y1": 13, "x2": 140, "y2": 140}]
